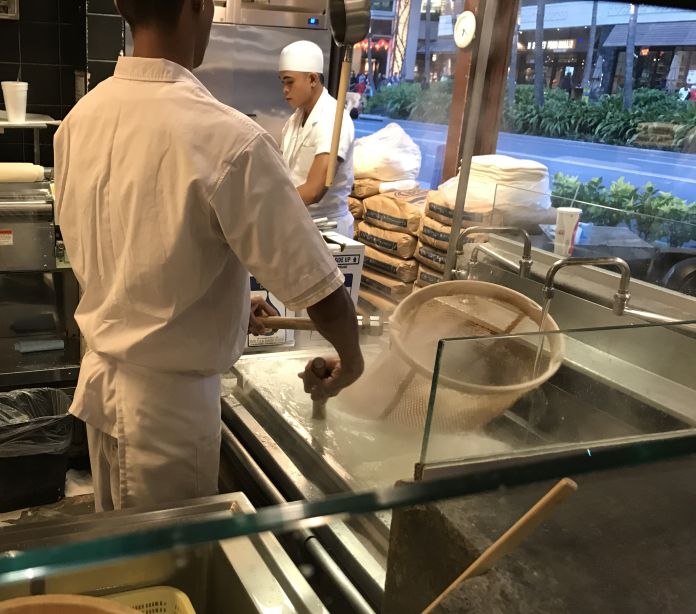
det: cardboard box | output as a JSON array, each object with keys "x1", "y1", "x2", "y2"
[
  {"x1": 246, "y1": 277, "x2": 295, "y2": 350},
  {"x1": 322, "y1": 231, "x2": 365, "y2": 304},
  {"x1": 245, "y1": 231, "x2": 364, "y2": 351}
]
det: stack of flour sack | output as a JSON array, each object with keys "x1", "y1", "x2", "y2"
[
  {"x1": 349, "y1": 123, "x2": 424, "y2": 316},
  {"x1": 415, "y1": 154, "x2": 554, "y2": 287}
]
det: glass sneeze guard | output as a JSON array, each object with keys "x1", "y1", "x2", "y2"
[{"x1": 420, "y1": 319, "x2": 696, "y2": 476}]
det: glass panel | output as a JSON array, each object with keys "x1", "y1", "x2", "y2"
[
  {"x1": 481, "y1": 0, "x2": 696, "y2": 297},
  {"x1": 485, "y1": 182, "x2": 696, "y2": 297},
  {"x1": 421, "y1": 320, "x2": 696, "y2": 469}
]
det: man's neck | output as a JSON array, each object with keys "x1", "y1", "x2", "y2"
[
  {"x1": 301, "y1": 86, "x2": 324, "y2": 124},
  {"x1": 132, "y1": 29, "x2": 195, "y2": 70}
]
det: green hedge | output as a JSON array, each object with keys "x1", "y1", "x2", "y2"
[
  {"x1": 551, "y1": 172, "x2": 696, "y2": 247},
  {"x1": 364, "y1": 81, "x2": 453, "y2": 124},
  {"x1": 504, "y1": 86, "x2": 696, "y2": 150}
]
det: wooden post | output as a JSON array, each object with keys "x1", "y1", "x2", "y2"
[{"x1": 442, "y1": 0, "x2": 521, "y2": 181}]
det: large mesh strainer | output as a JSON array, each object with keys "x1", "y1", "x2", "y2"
[{"x1": 337, "y1": 281, "x2": 564, "y2": 431}]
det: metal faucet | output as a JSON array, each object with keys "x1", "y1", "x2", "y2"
[
  {"x1": 542, "y1": 257, "x2": 632, "y2": 316},
  {"x1": 455, "y1": 226, "x2": 533, "y2": 279}
]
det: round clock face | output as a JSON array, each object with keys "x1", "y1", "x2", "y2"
[{"x1": 454, "y1": 11, "x2": 477, "y2": 49}]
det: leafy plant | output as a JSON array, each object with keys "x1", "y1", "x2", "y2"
[
  {"x1": 364, "y1": 82, "x2": 420, "y2": 119},
  {"x1": 551, "y1": 172, "x2": 696, "y2": 247},
  {"x1": 410, "y1": 81, "x2": 453, "y2": 124},
  {"x1": 503, "y1": 87, "x2": 696, "y2": 151}
]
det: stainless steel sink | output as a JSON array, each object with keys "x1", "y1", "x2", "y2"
[{"x1": 0, "y1": 493, "x2": 325, "y2": 613}]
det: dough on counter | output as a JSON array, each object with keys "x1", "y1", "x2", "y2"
[{"x1": 0, "y1": 163, "x2": 44, "y2": 183}]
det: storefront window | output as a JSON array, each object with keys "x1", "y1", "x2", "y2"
[
  {"x1": 351, "y1": 0, "x2": 696, "y2": 299},
  {"x1": 501, "y1": 1, "x2": 696, "y2": 296}
]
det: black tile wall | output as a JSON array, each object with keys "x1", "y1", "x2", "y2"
[
  {"x1": 0, "y1": 0, "x2": 88, "y2": 165},
  {"x1": 86, "y1": 1, "x2": 124, "y2": 90},
  {"x1": 87, "y1": 60, "x2": 117, "y2": 89},
  {"x1": 87, "y1": 14, "x2": 123, "y2": 61},
  {"x1": 87, "y1": 0, "x2": 119, "y2": 15}
]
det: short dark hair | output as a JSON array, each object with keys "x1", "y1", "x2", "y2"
[{"x1": 116, "y1": 0, "x2": 185, "y2": 30}]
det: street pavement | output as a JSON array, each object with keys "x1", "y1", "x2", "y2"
[{"x1": 354, "y1": 117, "x2": 696, "y2": 203}]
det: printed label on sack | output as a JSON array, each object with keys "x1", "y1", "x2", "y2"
[
  {"x1": 365, "y1": 256, "x2": 397, "y2": 275},
  {"x1": 358, "y1": 231, "x2": 397, "y2": 253},
  {"x1": 365, "y1": 209, "x2": 408, "y2": 229},
  {"x1": 362, "y1": 276, "x2": 390, "y2": 295},
  {"x1": 428, "y1": 203, "x2": 454, "y2": 220},
  {"x1": 423, "y1": 226, "x2": 450, "y2": 243},
  {"x1": 419, "y1": 246, "x2": 447, "y2": 266},
  {"x1": 420, "y1": 271, "x2": 441, "y2": 284},
  {"x1": 0, "y1": 230, "x2": 13, "y2": 246}
]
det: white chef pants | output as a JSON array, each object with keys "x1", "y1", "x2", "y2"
[{"x1": 74, "y1": 352, "x2": 222, "y2": 512}]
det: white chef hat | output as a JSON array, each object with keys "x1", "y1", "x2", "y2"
[{"x1": 279, "y1": 40, "x2": 324, "y2": 74}]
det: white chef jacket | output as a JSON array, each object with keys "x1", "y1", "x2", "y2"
[
  {"x1": 280, "y1": 88, "x2": 354, "y2": 222},
  {"x1": 54, "y1": 57, "x2": 344, "y2": 436}
]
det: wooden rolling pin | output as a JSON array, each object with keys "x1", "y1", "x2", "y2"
[
  {"x1": 258, "y1": 316, "x2": 315, "y2": 331},
  {"x1": 421, "y1": 477, "x2": 578, "y2": 614}
]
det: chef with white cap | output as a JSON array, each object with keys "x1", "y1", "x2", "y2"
[{"x1": 279, "y1": 40, "x2": 355, "y2": 238}]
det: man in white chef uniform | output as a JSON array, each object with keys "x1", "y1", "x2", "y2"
[
  {"x1": 279, "y1": 41, "x2": 356, "y2": 238},
  {"x1": 53, "y1": 0, "x2": 363, "y2": 512}
]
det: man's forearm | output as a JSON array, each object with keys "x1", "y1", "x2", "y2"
[
  {"x1": 307, "y1": 286, "x2": 363, "y2": 373},
  {"x1": 297, "y1": 182, "x2": 328, "y2": 206}
]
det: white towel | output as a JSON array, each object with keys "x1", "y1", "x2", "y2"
[{"x1": 0, "y1": 163, "x2": 44, "y2": 183}]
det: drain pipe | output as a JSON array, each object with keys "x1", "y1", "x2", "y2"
[{"x1": 220, "y1": 424, "x2": 376, "y2": 614}]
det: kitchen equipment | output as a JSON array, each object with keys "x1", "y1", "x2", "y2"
[
  {"x1": 337, "y1": 280, "x2": 564, "y2": 431},
  {"x1": 421, "y1": 478, "x2": 578, "y2": 614},
  {"x1": 324, "y1": 0, "x2": 370, "y2": 186},
  {"x1": 0, "y1": 179, "x2": 55, "y2": 271},
  {"x1": 0, "y1": 594, "x2": 138, "y2": 614},
  {"x1": 130, "y1": 0, "x2": 332, "y2": 144}
]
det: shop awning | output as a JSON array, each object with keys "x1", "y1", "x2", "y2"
[{"x1": 603, "y1": 21, "x2": 696, "y2": 48}]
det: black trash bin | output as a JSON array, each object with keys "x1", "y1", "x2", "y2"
[{"x1": 0, "y1": 388, "x2": 73, "y2": 512}]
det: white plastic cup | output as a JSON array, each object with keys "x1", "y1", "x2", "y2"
[
  {"x1": 1, "y1": 81, "x2": 28, "y2": 123},
  {"x1": 554, "y1": 207, "x2": 582, "y2": 256}
]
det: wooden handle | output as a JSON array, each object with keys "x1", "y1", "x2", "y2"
[
  {"x1": 311, "y1": 357, "x2": 329, "y2": 420},
  {"x1": 326, "y1": 55, "x2": 352, "y2": 187},
  {"x1": 422, "y1": 478, "x2": 578, "y2": 614},
  {"x1": 259, "y1": 316, "x2": 316, "y2": 331}
]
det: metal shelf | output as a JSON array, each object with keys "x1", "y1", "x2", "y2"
[{"x1": 0, "y1": 112, "x2": 62, "y2": 165}]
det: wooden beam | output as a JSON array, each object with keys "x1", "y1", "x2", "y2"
[
  {"x1": 442, "y1": 0, "x2": 481, "y2": 181},
  {"x1": 442, "y1": 0, "x2": 521, "y2": 180},
  {"x1": 475, "y1": 0, "x2": 520, "y2": 154}
]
